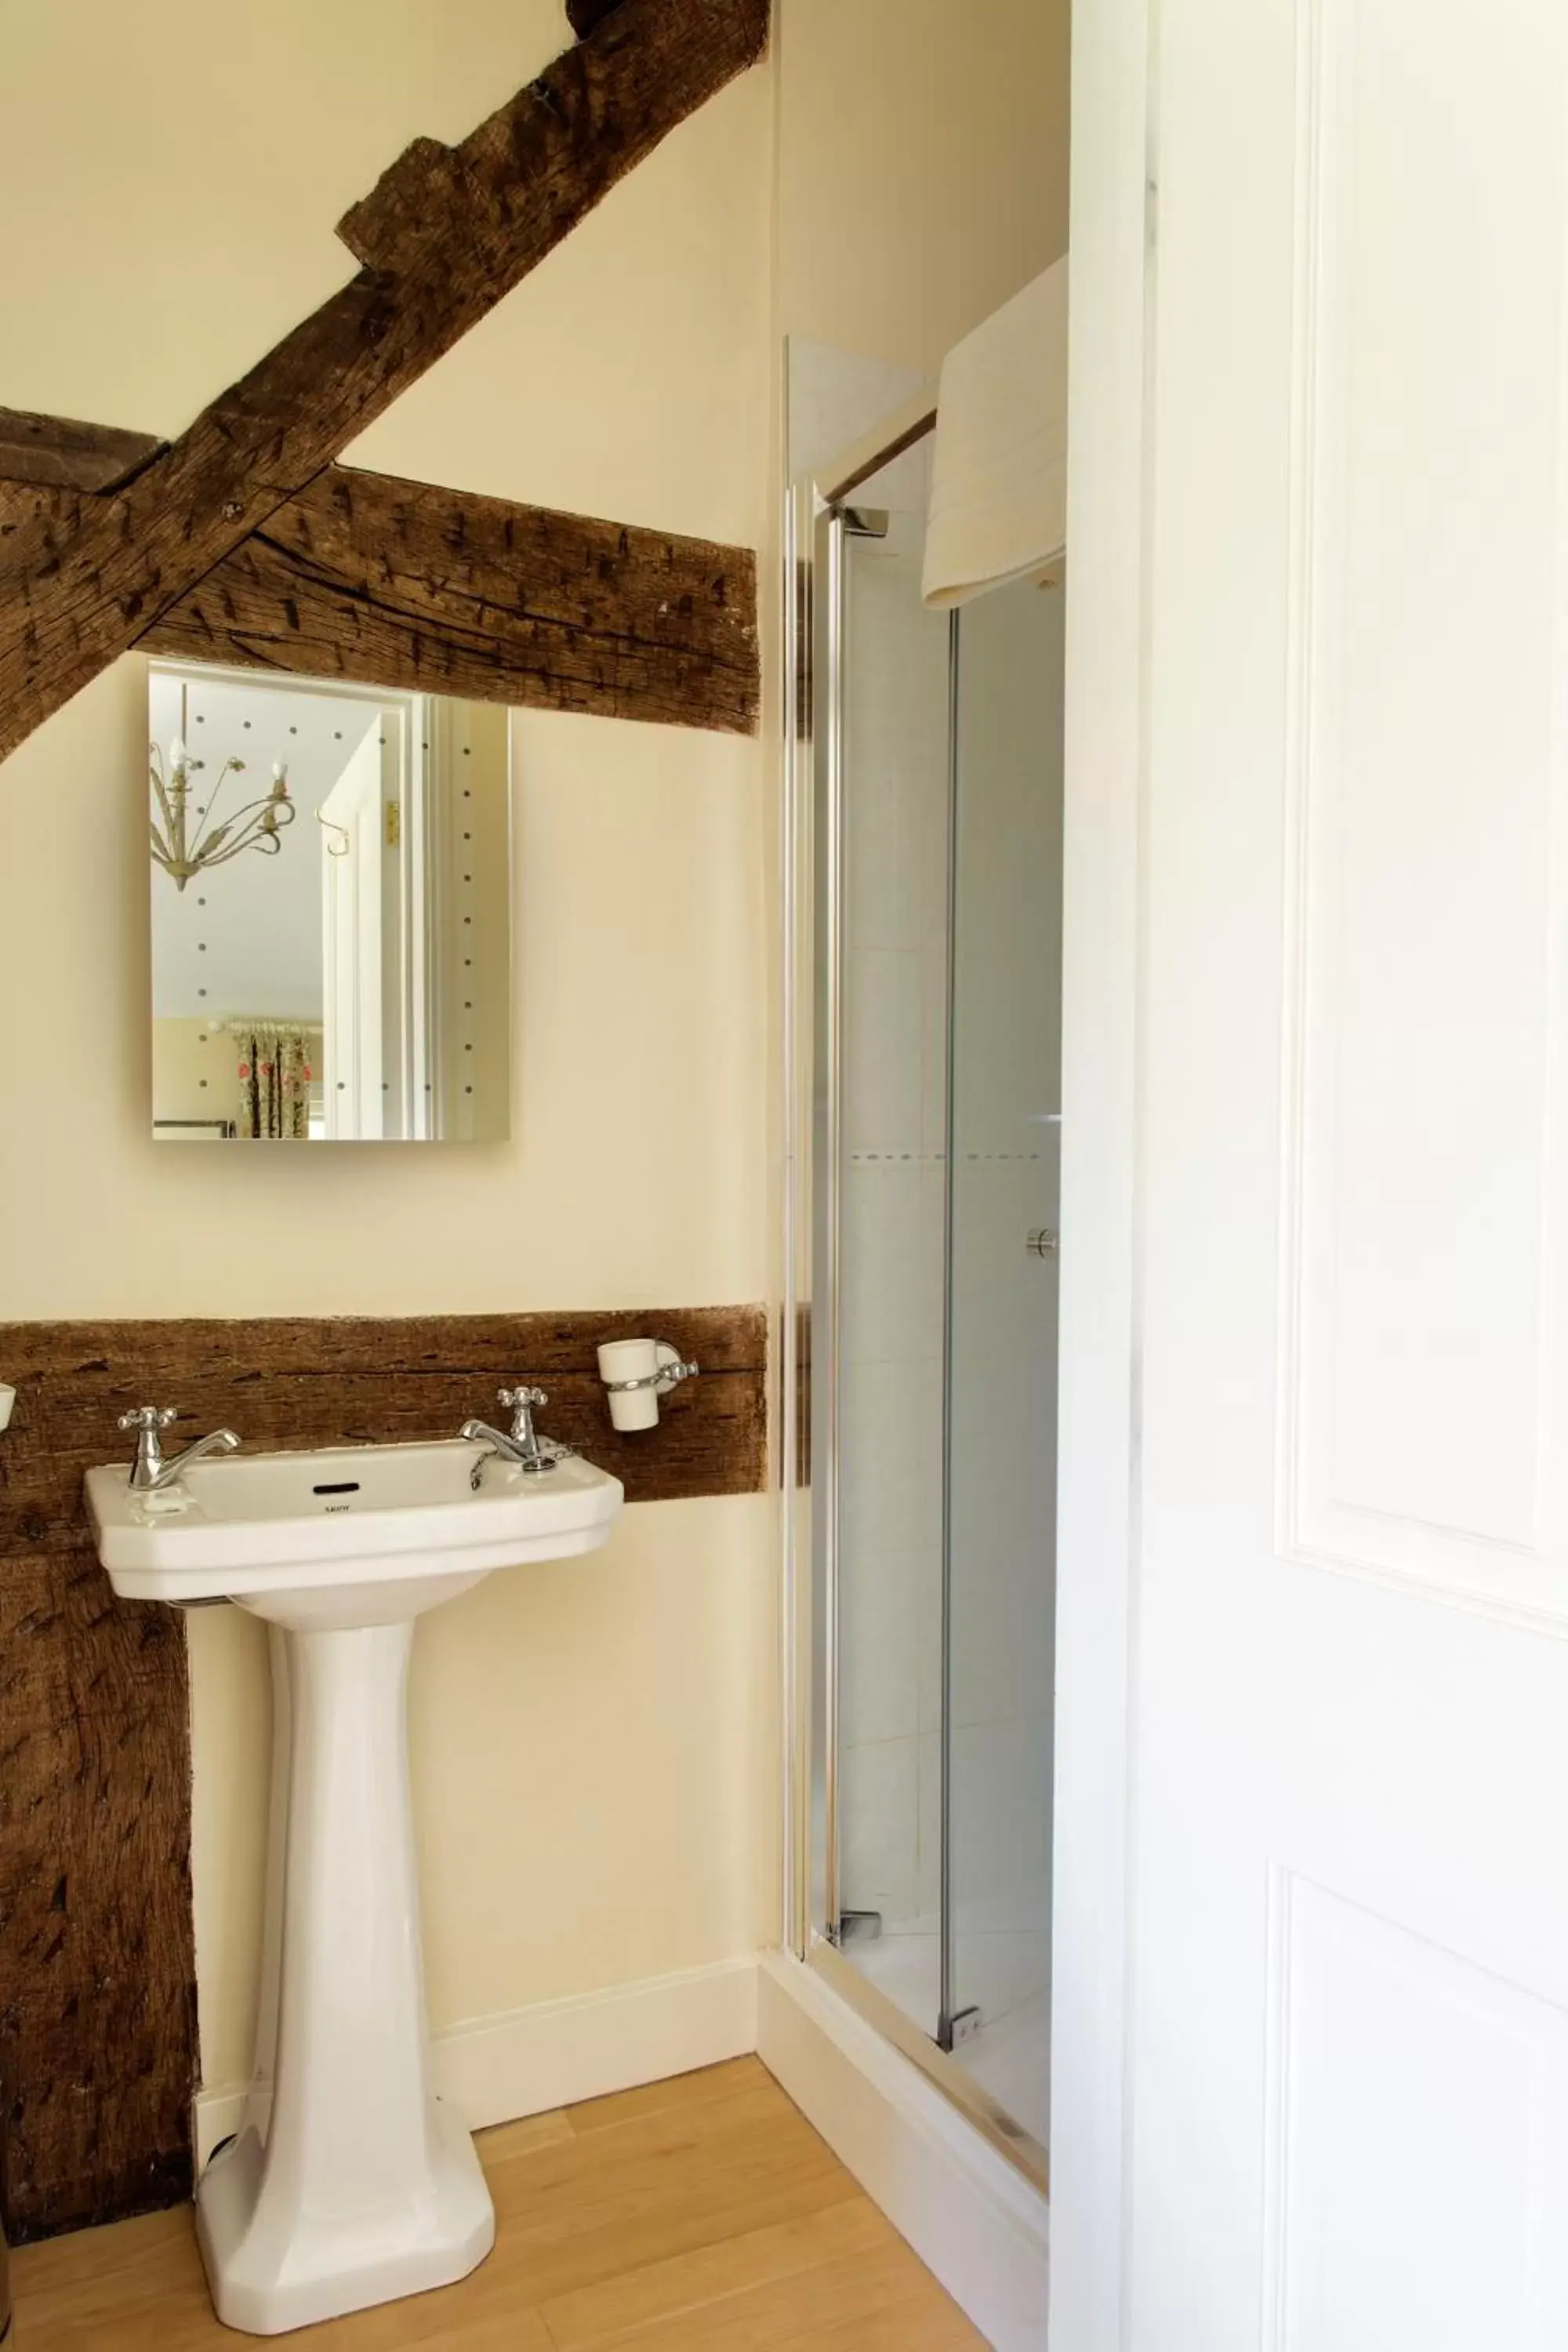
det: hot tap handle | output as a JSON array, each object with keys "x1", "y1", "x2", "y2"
[
  {"x1": 118, "y1": 1405, "x2": 178, "y2": 1432},
  {"x1": 499, "y1": 1386, "x2": 547, "y2": 1411}
]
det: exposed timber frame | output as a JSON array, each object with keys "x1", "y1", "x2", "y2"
[
  {"x1": 143, "y1": 468, "x2": 758, "y2": 732},
  {"x1": 1, "y1": 461, "x2": 758, "y2": 734},
  {"x1": 0, "y1": 0, "x2": 768, "y2": 758}
]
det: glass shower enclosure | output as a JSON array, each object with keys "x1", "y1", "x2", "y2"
[{"x1": 784, "y1": 408, "x2": 1062, "y2": 2183}]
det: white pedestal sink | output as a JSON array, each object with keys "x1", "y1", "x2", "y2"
[{"x1": 85, "y1": 1437, "x2": 623, "y2": 2337}]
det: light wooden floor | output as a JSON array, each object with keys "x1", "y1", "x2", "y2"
[{"x1": 12, "y1": 2058, "x2": 986, "y2": 2349}]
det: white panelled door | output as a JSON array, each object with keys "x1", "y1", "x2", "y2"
[{"x1": 1126, "y1": 0, "x2": 1568, "y2": 2343}]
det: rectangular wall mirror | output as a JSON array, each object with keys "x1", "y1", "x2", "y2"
[{"x1": 147, "y1": 661, "x2": 512, "y2": 1143}]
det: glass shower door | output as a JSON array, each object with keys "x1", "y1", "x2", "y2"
[
  {"x1": 828, "y1": 480, "x2": 953, "y2": 2046},
  {"x1": 945, "y1": 577, "x2": 1063, "y2": 2149},
  {"x1": 798, "y1": 423, "x2": 1062, "y2": 2178}
]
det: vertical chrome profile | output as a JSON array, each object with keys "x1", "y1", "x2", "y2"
[
  {"x1": 779, "y1": 466, "x2": 808, "y2": 1957},
  {"x1": 808, "y1": 499, "x2": 848, "y2": 1949},
  {"x1": 807, "y1": 497, "x2": 891, "y2": 1955},
  {"x1": 937, "y1": 607, "x2": 962, "y2": 2049}
]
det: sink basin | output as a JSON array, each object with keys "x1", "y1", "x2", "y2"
[
  {"x1": 86, "y1": 1437, "x2": 623, "y2": 1627},
  {"x1": 85, "y1": 1434, "x2": 624, "y2": 2336}
]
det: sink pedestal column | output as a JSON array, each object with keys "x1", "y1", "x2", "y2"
[{"x1": 197, "y1": 1616, "x2": 495, "y2": 2336}]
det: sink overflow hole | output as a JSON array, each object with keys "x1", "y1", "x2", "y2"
[{"x1": 312, "y1": 1481, "x2": 361, "y2": 1497}]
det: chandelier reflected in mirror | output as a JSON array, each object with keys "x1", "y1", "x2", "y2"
[{"x1": 149, "y1": 688, "x2": 295, "y2": 891}]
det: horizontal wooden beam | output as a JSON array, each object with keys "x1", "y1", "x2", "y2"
[
  {"x1": 139, "y1": 463, "x2": 758, "y2": 734},
  {"x1": 0, "y1": 0, "x2": 770, "y2": 764},
  {"x1": 0, "y1": 405, "x2": 163, "y2": 495},
  {"x1": 2, "y1": 458, "x2": 759, "y2": 733},
  {"x1": 0, "y1": 1305, "x2": 768, "y2": 1560}
]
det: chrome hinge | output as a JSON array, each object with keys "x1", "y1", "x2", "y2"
[{"x1": 835, "y1": 1910, "x2": 884, "y2": 1947}]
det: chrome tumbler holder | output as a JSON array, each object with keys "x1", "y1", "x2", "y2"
[{"x1": 601, "y1": 1356, "x2": 699, "y2": 1396}]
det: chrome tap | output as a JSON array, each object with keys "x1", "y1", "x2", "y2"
[
  {"x1": 460, "y1": 1386, "x2": 575, "y2": 1481},
  {"x1": 119, "y1": 1405, "x2": 241, "y2": 1492}
]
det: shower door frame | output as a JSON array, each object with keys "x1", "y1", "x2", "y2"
[{"x1": 780, "y1": 405, "x2": 1049, "y2": 2194}]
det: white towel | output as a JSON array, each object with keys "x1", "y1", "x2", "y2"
[{"x1": 922, "y1": 259, "x2": 1069, "y2": 610}]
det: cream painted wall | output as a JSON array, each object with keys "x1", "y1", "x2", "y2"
[
  {"x1": 0, "y1": 1, "x2": 778, "y2": 2097},
  {"x1": 775, "y1": 0, "x2": 1071, "y2": 377}
]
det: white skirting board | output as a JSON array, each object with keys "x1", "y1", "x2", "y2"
[
  {"x1": 756, "y1": 1951, "x2": 1051, "y2": 2352},
  {"x1": 193, "y1": 1953, "x2": 760, "y2": 2172},
  {"x1": 195, "y1": 1947, "x2": 1046, "y2": 2350}
]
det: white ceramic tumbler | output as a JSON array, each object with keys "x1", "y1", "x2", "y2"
[{"x1": 597, "y1": 1339, "x2": 683, "y2": 1432}]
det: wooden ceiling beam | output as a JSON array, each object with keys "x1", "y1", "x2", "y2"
[
  {"x1": 0, "y1": 0, "x2": 769, "y2": 764},
  {"x1": 2, "y1": 450, "x2": 758, "y2": 735},
  {"x1": 2, "y1": 457, "x2": 757, "y2": 735},
  {"x1": 139, "y1": 463, "x2": 758, "y2": 734}
]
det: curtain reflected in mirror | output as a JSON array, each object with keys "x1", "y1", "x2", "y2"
[{"x1": 147, "y1": 662, "x2": 512, "y2": 1143}]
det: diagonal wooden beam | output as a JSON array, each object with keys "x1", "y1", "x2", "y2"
[
  {"x1": 140, "y1": 463, "x2": 759, "y2": 733},
  {"x1": 0, "y1": 0, "x2": 768, "y2": 765},
  {"x1": 0, "y1": 479, "x2": 82, "y2": 538},
  {"x1": 566, "y1": 0, "x2": 633, "y2": 34}
]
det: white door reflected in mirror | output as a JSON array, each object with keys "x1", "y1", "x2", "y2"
[{"x1": 147, "y1": 660, "x2": 513, "y2": 1144}]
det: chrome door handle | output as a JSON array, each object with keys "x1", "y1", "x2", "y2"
[{"x1": 1026, "y1": 1229, "x2": 1059, "y2": 1258}]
